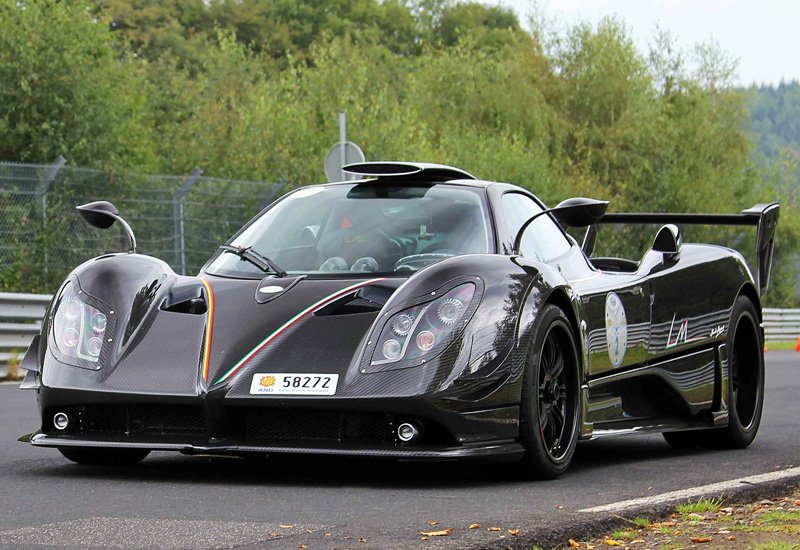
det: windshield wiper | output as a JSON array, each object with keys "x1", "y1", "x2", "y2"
[{"x1": 219, "y1": 245, "x2": 288, "y2": 277}]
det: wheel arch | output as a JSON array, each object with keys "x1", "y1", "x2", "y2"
[
  {"x1": 544, "y1": 287, "x2": 582, "y2": 357},
  {"x1": 737, "y1": 282, "x2": 762, "y2": 323}
]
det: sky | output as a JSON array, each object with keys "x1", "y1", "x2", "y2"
[{"x1": 498, "y1": 0, "x2": 799, "y2": 86}]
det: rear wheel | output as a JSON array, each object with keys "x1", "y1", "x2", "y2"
[
  {"x1": 662, "y1": 295, "x2": 764, "y2": 450},
  {"x1": 58, "y1": 447, "x2": 150, "y2": 466},
  {"x1": 518, "y1": 305, "x2": 580, "y2": 479},
  {"x1": 714, "y1": 296, "x2": 764, "y2": 448}
]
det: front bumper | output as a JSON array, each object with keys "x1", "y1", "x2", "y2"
[{"x1": 32, "y1": 386, "x2": 522, "y2": 461}]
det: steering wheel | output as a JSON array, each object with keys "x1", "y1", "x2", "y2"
[{"x1": 394, "y1": 252, "x2": 456, "y2": 271}]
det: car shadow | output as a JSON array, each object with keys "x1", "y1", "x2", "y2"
[{"x1": 26, "y1": 435, "x2": 738, "y2": 489}]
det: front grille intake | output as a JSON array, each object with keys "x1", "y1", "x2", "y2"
[
  {"x1": 45, "y1": 404, "x2": 208, "y2": 437},
  {"x1": 242, "y1": 408, "x2": 395, "y2": 445}
]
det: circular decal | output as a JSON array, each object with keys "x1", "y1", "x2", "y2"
[{"x1": 605, "y1": 292, "x2": 628, "y2": 368}]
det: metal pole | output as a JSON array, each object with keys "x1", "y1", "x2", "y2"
[
  {"x1": 173, "y1": 167, "x2": 203, "y2": 275},
  {"x1": 339, "y1": 111, "x2": 346, "y2": 181},
  {"x1": 40, "y1": 156, "x2": 66, "y2": 286}
]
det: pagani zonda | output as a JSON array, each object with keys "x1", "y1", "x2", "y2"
[{"x1": 19, "y1": 162, "x2": 779, "y2": 478}]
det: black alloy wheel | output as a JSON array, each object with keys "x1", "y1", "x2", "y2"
[
  {"x1": 663, "y1": 295, "x2": 764, "y2": 450},
  {"x1": 519, "y1": 304, "x2": 580, "y2": 479}
]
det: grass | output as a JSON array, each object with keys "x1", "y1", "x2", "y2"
[
  {"x1": 631, "y1": 517, "x2": 650, "y2": 528},
  {"x1": 564, "y1": 489, "x2": 800, "y2": 550},
  {"x1": 1, "y1": 350, "x2": 22, "y2": 382},
  {"x1": 765, "y1": 340, "x2": 798, "y2": 351},
  {"x1": 675, "y1": 496, "x2": 724, "y2": 514}
]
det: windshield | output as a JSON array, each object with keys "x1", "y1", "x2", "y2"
[{"x1": 205, "y1": 182, "x2": 492, "y2": 278}]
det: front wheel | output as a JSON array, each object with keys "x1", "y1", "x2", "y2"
[
  {"x1": 58, "y1": 447, "x2": 150, "y2": 466},
  {"x1": 518, "y1": 304, "x2": 581, "y2": 479}
]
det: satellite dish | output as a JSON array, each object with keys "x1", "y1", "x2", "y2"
[{"x1": 324, "y1": 141, "x2": 365, "y2": 182}]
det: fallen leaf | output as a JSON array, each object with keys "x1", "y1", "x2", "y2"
[
  {"x1": 280, "y1": 524, "x2": 296, "y2": 529},
  {"x1": 358, "y1": 537, "x2": 367, "y2": 543},
  {"x1": 568, "y1": 539, "x2": 581, "y2": 548},
  {"x1": 631, "y1": 539, "x2": 645, "y2": 543},
  {"x1": 603, "y1": 537, "x2": 625, "y2": 547},
  {"x1": 487, "y1": 527, "x2": 502, "y2": 532},
  {"x1": 323, "y1": 532, "x2": 331, "y2": 537},
  {"x1": 426, "y1": 520, "x2": 439, "y2": 526},
  {"x1": 726, "y1": 535, "x2": 736, "y2": 541},
  {"x1": 687, "y1": 513, "x2": 704, "y2": 521},
  {"x1": 468, "y1": 523, "x2": 480, "y2": 529},
  {"x1": 690, "y1": 537, "x2": 712, "y2": 543},
  {"x1": 649, "y1": 521, "x2": 676, "y2": 527},
  {"x1": 508, "y1": 529, "x2": 520, "y2": 536},
  {"x1": 420, "y1": 536, "x2": 429, "y2": 541},
  {"x1": 268, "y1": 531, "x2": 279, "y2": 537},
  {"x1": 795, "y1": 500, "x2": 800, "y2": 506},
  {"x1": 296, "y1": 545, "x2": 306, "y2": 549},
  {"x1": 419, "y1": 528, "x2": 453, "y2": 537},
  {"x1": 305, "y1": 529, "x2": 314, "y2": 533}
]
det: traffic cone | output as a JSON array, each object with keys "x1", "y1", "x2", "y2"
[{"x1": 794, "y1": 336, "x2": 800, "y2": 352}]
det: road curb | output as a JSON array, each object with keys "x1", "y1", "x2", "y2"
[{"x1": 474, "y1": 468, "x2": 800, "y2": 549}]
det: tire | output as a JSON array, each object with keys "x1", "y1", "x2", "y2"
[
  {"x1": 714, "y1": 295, "x2": 764, "y2": 448},
  {"x1": 662, "y1": 295, "x2": 764, "y2": 450},
  {"x1": 518, "y1": 304, "x2": 581, "y2": 479},
  {"x1": 58, "y1": 447, "x2": 150, "y2": 466}
]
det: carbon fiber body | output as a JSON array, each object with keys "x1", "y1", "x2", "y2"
[{"x1": 20, "y1": 168, "x2": 776, "y2": 462}]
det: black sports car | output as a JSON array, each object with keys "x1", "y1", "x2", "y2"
[{"x1": 19, "y1": 162, "x2": 779, "y2": 478}]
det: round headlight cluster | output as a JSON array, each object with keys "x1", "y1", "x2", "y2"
[
  {"x1": 52, "y1": 283, "x2": 109, "y2": 363},
  {"x1": 370, "y1": 283, "x2": 476, "y2": 366}
]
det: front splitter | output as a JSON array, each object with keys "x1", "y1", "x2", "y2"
[{"x1": 29, "y1": 433, "x2": 524, "y2": 461}]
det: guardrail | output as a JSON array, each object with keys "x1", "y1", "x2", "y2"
[
  {"x1": 1, "y1": 292, "x2": 52, "y2": 376},
  {"x1": 763, "y1": 308, "x2": 800, "y2": 342},
  {"x1": 0, "y1": 297, "x2": 798, "y2": 377}
]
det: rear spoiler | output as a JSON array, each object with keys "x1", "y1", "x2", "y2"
[{"x1": 594, "y1": 202, "x2": 780, "y2": 296}]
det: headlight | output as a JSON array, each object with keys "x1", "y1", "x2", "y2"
[
  {"x1": 52, "y1": 283, "x2": 108, "y2": 363},
  {"x1": 370, "y1": 283, "x2": 476, "y2": 366}
]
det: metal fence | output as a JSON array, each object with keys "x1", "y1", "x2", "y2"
[{"x1": 0, "y1": 158, "x2": 289, "y2": 294}]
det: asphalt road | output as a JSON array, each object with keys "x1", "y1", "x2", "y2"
[{"x1": 1, "y1": 352, "x2": 798, "y2": 549}]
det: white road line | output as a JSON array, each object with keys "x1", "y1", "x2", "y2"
[{"x1": 579, "y1": 467, "x2": 800, "y2": 514}]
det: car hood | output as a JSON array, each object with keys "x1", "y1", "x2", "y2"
[{"x1": 41, "y1": 254, "x2": 406, "y2": 396}]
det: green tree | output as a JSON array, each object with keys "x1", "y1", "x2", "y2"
[{"x1": 0, "y1": 0, "x2": 155, "y2": 169}]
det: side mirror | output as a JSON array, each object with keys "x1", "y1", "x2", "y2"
[
  {"x1": 513, "y1": 197, "x2": 608, "y2": 254},
  {"x1": 551, "y1": 197, "x2": 609, "y2": 228},
  {"x1": 652, "y1": 224, "x2": 681, "y2": 258},
  {"x1": 76, "y1": 200, "x2": 137, "y2": 253}
]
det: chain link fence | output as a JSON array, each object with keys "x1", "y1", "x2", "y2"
[{"x1": 0, "y1": 158, "x2": 290, "y2": 294}]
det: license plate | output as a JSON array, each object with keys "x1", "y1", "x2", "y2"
[{"x1": 249, "y1": 373, "x2": 338, "y2": 396}]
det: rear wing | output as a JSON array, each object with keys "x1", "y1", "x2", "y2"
[{"x1": 593, "y1": 202, "x2": 780, "y2": 296}]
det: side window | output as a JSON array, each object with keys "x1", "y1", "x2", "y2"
[{"x1": 501, "y1": 192, "x2": 572, "y2": 261}]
